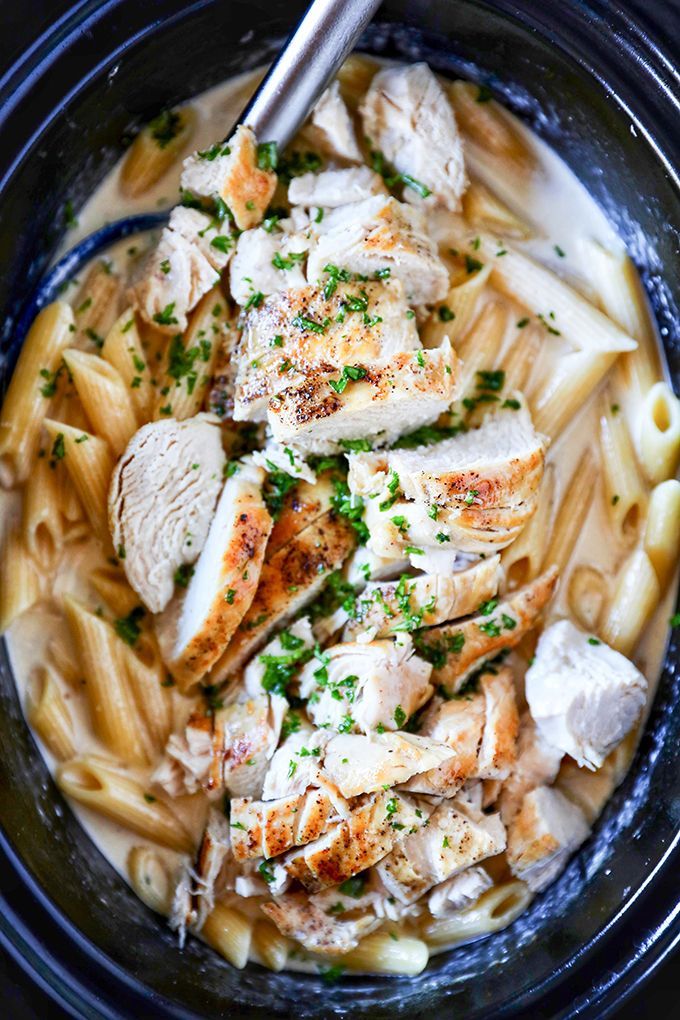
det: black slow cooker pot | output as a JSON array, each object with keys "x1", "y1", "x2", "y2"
[{"x1": 0, "y1": 1, "x2": 678, "y2": 1017}]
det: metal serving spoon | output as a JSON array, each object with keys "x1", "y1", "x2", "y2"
[{"x1": 14, "y1": 0, "x2": 382, "y2": 341}]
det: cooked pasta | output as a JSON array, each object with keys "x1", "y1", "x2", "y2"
[
  {"x1": 21, "y1": 454, "x2": 65, "y2": 568},
  {"x1": 422, "y1": 263, "x2": 493, "y2": 347},
  {"x1": 532, "y1": 350, "x2": 616, "y2": 440},
  {"x1": 644, "y1": 479, "x2": 680, "y2": 588},
  {"x1": 120, "y1": 106, "x2": 196, "y2": 198},
  {"x1": 423, "y1": 881, "x2": 532, "y2": 947},
  {"x1": 638, "y1": 381, "x2": 680, "y2": 484},
  {"x1": 42, "y1": 420, "x2": 114, "y2": 544},
  {"x1": 543, "y1": 450, "x2": 599, "y2": 577},
  {"x1": 598, "y1": 391, "x2": 647, "y2": 544},
  {"x1": 338, "y1": 932, "x2": 429, "y2": 976},
  {"x1": 127, "y1": 846, "x2": 174, "y2": 916},
  {"x1": 202, "y1": 903, "x2": 253, "y2": 969},
  {"x1": 0, "y1": 525, "x2": 41, "y2": 632},
  {"x1": 601, "y1": 550, "x2": 660, "y2": 656},
  {"x1": 72, "y1": 261, "x2": 123, "y2": 349},
  {"x1": 62, "y1": 348, "x2": 138, "y2": 456},
  {"x1": 26, "y1": 666, "x2": 76, "y2": 761},
  {"x1": 502, "y1": 463, "x2": 555, "y2": 590},
  {"x1": 252, "y1": 920, "x2": 292, "y2": 973},
  {"x1": 101, "y1": 310, "x2": 155, "y2": 423}
]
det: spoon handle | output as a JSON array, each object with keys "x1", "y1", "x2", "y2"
[{"x1": 237, "y1": 0, "x2": 383, "y2": 148}]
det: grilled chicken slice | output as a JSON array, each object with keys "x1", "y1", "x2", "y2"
[
  {"x1": 261, "y1": 891, "x2": 380, "y2": 955},
  {"x1": 343, "y1": 556, "x2": 501, "y2": 640},
  {"x1": 230, "y1": 788, "x2": 339, "y2": 861},
  {"x1": 185, "y1": 809, "x2": 232, "y2": 931},
  {"x1": 209, "y1": 510, "x2": 356, "y2": 682},
  {"x1": 266, "y1": 474, "x2": 334, "y2": 557},
  {"x1": 344, "y1": 546, "x2": 410, "y2": 586},
  {"x1": 306, "y1": 195, "x2": 449, "y2": 308},
  {"x1": 476, "y1": 668, "x2": 520, "y2": 780},
  {"x1": 155, "y1": 709, "x2": 216, "y2": 796},
  {"x1": 360, "y1": 62, "x2": 467, "y2": 211},
  {"x1": 233, "y1": 279, "x2": 420, "y2": 422},
  {"x1": 229, "y1": 228, "x2": 308, "y2": 307},
  {"x1": 108, "y1": 416, "x2": 225, "y2": 613},
  {"x1": 155, "y1": 462, "x2": 272, "y2": 690},
  {"x1": 377, "y1": 800, "x2": 506, "y2": 904},
  {"x1": 251, "y1": 440, "x2": 316, "y2": 485},
  {"x1": 215, "y1": 695, "x2": 287, "y2": 798},
  {"x1": 322, "y1": 731, "x2": 456, "y2": 798},
  {"x1": 525, "y1": 619, "x2": 647, "y2": 770},
  {"x1": 307, "y1": 80, "x2": 364, "y2": 163},
  {"x1": 262, "y1": 728, "x2": 332, "y2": 801},
  {"x1": 298, "y1": 636, "x2": 433, "y2": 733},
  {"x1": 284, "y1": 791, "x2": 423, "y2": 891},
  {"x1": 288, "y1": 167, "x2": 387, "y2": 208},
  {"x1": 268, "y1": 342, "x2": 459, "y2": 453},
  {"x1": 499, "y1": 713, "x2": 563, "y2": 824},
  {"x1": 180, "y1": 125, "x2": 277, "y2": 231},
  {"x1": 506, "y1": 785, "x2": 590, "y2": 891},
  {"x1": 400, "y1": 694, "x2": 486, "y2": 797},
  {"x1": 427, "y1": 866, "x2": 493, "y2": 918},
  {"x1": 416, "y1": 567, "x2": 559, "y2": 694}
]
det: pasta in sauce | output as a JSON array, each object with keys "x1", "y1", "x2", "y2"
[{"x1": 1, "y1": 55, "x2": 679, "y2": 980}]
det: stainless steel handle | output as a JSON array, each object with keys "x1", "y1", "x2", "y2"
[{"x1": 237, "y1": 0, "x2": 383, "y2": 148}]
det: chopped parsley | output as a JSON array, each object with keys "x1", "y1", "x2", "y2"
[
  {"x1": 329, "y1": 364, "x2": 367, "y2": 394},
  {"x1": 339, "y1": 873, "x2": 367, "y2": 898},
  {"x1": 173, "y1": 564, "x2": 194, "y2": 588},
  {"x1": 114, "y1": 606, "x2": 145, "y2": 647},
  {"x1": 149, "y1": 109, "x2": 182, "y2": 148},
  {"x1": 465, "y1": 254, "x2": 484, "y2": 274},
  {"x1": 257, "y1": 140, "x2": 278, "y2": 170},
  {"x1": 153, "y1": 303, "x2": 178, "y2": 327},
  {"x1": 438, "y1": 305, "x2": 455, "y2": 322},
  {"x1": 291, "y1": 313, "x2": 326, "y2": 334},
  {"x1": 393, "y1": 705, "x2": 407, "y2": 728}
]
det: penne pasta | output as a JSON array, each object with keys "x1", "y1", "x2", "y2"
[
  {"x1": 202, "y1": 902, "x2": 253, "y2": 969},
  {"x1": 601, "y1": 549, "x2": 660, "y2": 656},
  {"x1": 22, "y1": 454, "x2": 65, "y2": 568},
  {"x1": 153, "y1": 287, "x2": 227, "y2": 421},
  {"x1": 0, "y1": 525, "x2": 41, "y2": 632},
  {"x1": 0, "y1": 301, "x2": 74, "y2": 487},
  {"x1": 502, "y1": 463, "x2": 555, "y2": 590},
  {"x1": 64, "y1": 596, "x2": 153, "y2": 765},
  {"x1": 72, "y1": 261, "x2": 123, "y2": 349},
  {"x1": 252, "y1": 920, "x2": 292, "y2": 973},
  {"x1": 116, "y1": 640, "x2": 173, "y2": 753},
  {"x1": 567, "y1": 565, "x2": 608, "y2": 633},
  {"x1": 127, "y1": 846, "x2": 174, "y2": 916},
  {"x1": 338, "y1": 931, "x2": 428, "y2": 976},
  {"x1": 62, "y1": 348, "x2": 138, "y2": 456},
  {"x1": 598, "y1": 392, "x2": 648, "y2": 544},
  {"x1": 57, "y1": 756, "x2": 193, "y2": 853},
  {"x1": 26, "y1": 666, "x2": 76, "y2": 761},
  {"x1": 101, "y1": 310, "x2": 155, "y2": 424},
  {"x1": 454, "y1": 299, "x2": 508, "y2": 397},
  {"x1": 446, "y1": 81, "x2": 535, "y2": 170},
  {"x1": 422, "y1": 263, "x2": 493, "y2": 348},
  {"x1": 644, "y1": 479, "x2": 680, "y2": 589},
  {"x1": 42, "y1": 420, "x2": 114, "y2": 545},
  {"x1": 47, "y1": 629, "x2": 82, "y2": 688},
  {"x1": 423, "y1": 881, "x2": 532, "y2": 947},
  {"x1": 120, "y1": 106, "x2": 196, "y2": 198},
  {"x1": 501, "y1": 322, "x2": 542, "y2": 393},
  {"x1": 532, "y1": 350, "x2": 616, "y2": 440},
  {"x1": 543, "y1": 449, "x2": 599, "y2": 578},
  {"x1": 462, "y1": 177, "x2": 533, "y2": 239},
  {"x1": 90, "y1": 566, "x2": 140, "y2": 618},
  {"x1": 638, "y1": 382, "x2": 680, "y2": 484}
]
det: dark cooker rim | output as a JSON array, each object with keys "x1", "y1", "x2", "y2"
[{"x1": 0, "y1": 1, "x2": 678, "y2": 1018}]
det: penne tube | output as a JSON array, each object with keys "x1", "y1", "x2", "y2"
[
  {"x1": 101, "y1": 310, "x2": 155, "y2": 423},
  {"x1": 62, "y1": 348, "x2": 138, "y2": 456},
  {"x1": 638, "y1": 381, "x2": 680, "y2": 484},
  {"x1": 339, "y1": 931, "x2": 428, "y2": 976},
  {"x1": 252, "y1": 920, "x2": 292, "y2": 973},
  {"x1": 462, "y1": 177, "x2": 533, "y2": 239},
  {"x1": 336, "y1": 53, "x2": 380, "y2": 112},
  {"x1": 446, "y1": 81, "x2": 535, "y2": 170},
  {"x1": 543, "y1": 449, "x2": 599, "y2": 578},
  {"x1": 42, "y1": 420, "x2": 114, "y2": 545},
  {"x1": 127, "y1": 846, "x2": 174, "y2": 916},
  {"x1": 90, "y1": 567, "x2": 140, "y2": 617},
  {"x1": 64, "y1": 596, "x2": 153, "y2": 765},
  {"x1": 0, "y1": 525, "x2": 41, "y2": 632},
  {"x1": 0, "y1": 301, "x2": 75, "y2": 487},
  {"x1": 116, "y1": 640, "x2": 173, "y2": 752},
  {"x1": 567, "y1": 565, "x2": 608, "y2": 633},
  {"x1": 501, "y1": 323, "x2": 542, "y2": 393},
  {"x1": 598, "y1": 392, "x2": 647, "y2": 544},
  {"x1": 57, "y1": 756, "x2": 193, "y2": 853},
  {"x1": 26, "y1": 666, "x2": 76, "y2": 761},
  {"x1": 422, "y1": 262, "x2": 493, "y2": 348},
  {"x1": 455, "y1": 299, "x2": 508, "y2": 397},
  {"x1": 48, "y1": 630, "x2": 82, "y2": 688},
  {"x1": 502, "y1": 463, "x2": 555, "y2": 589},
  {"x1": 152, "y1": 287, "x2": 226, "y2": 421},
  {"x1": 532, "y1": 350, "x2": 616, "y2": 440},
  {"x1": 423, "y1": 881, "x2": 532, "y2": 947},
  {"x1": 202, "y1": 902, "x2": 253, "y2": 969},
  {"x1": 120, "y1": 106, "x2": 195, "y2": 198},
  {"x1": 73, "y1": 261, "x2": 123, "y2": 349},
  {"x1": 644, "y1": 480, "x2": 680, "y2": 588},
  {"x1": 601, "y1": 549, "x2": 660, "y2": 656},
  {"x1": 22, "y1": 453, "x2": 65, "y2": 567}
]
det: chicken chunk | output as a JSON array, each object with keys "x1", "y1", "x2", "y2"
[
  {"x1": 499, "y1": 713, "x2": 563, "y2": 824},
  {"x1": 360, "y1": 63, "x2": 467, "y2": 211},
  {"x1": 215, "y1": 695, "x2": 287, "y2": 798},
  {"x1": 261, "y1": 891, "x2": 380, "y2": 955},
  {"x1": 180, "y1": 125, "x2": 277, "y2": 231},
  {"x1": 108, "y1": 416, "x2": 225, "y2": 613},
  {"x1": 298, "y1": 636, "x2": 433, "y2": 733},
  {"x1": 377, "y1": 800, "x2": 506, "y2": 904},
  {"x1": 415, "y1": 567, "x2": 559, "y2": 694},
  {"x1": 155, "y1": 462, "x2": 272, "y2": 690},
  {"x1": 322, "y1": 731, "x2": 456, "y2": 798},
  {"x1": 427, "y1": 866, "x2": 493, "y2": 918},
  {"x1": 243, "y1": 617, "x2": 315, "y2": 699},
  {"x1": 233, "y1": 279, "x2": 420, "y2": 422},
  {"x1": 169, "y1": 206, "x2": 235, "y2": 273},
  {"x1": 262, "y1": 728, "x2": 332, "y2": 801},
  {"x1": 307, "y1": 80, "x2": 364, "y2": 162},
  {"x1": 476, "y1": 668, "x2": 520, "y2": 780},
  {"x1": 209, "y1": 510, "x2": 356, "y2": 682},
  {"x1": 288, "y1": 166, "x2": 387, "y2": 208},
  {"x1": 284, "y1": 791, "x2": 423, "y2": 891},
  {"x1": 186, "y1": 809, "x2": 232, "y2": 930},
  {"x1": 343, "y1": 556, "x2": 501, "y2": 640},
  {"x1": 229, "y1": 228, "x2": 308, "y2": 307},
  {"x1": 400, "y1": 694, "x2": 485, "y2": 798},
  {"x1": 266, "y1": 474, "x2": 335, "y2": 556},
  {"x1": 524, "y1": 619, "x2": 647, "y2": 770},
  {"x1": 229, "y1": 788, "x2": 339, "y2": 861},
  {"x1": 306, "y1": 195, "x2": 449, "y2": 308},
  {"x1": 506, "y1": 785, "x2": 590, "y2": 891}
]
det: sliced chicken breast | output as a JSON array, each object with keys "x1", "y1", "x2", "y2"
[
  {"x1": 262, "y1": 728, "x2": 332, "y2": 801},
  {"x1": 524, "y1": 619, "x2": 647, "y2": 770},
  {"x1": 306, "y1": 195, "x2": 450, "y2": 308},
  {"x1": 427, "y1": 866, "x2": 493, "y2": 918},
  {"x1": 343, "y1": 556, "x2": 501, "y2": 640},
  {"x1": 180, "y1": 125, "x2": 277, "y2": 231},
  {"x1": 499, "y1": 713, "x2": 563, "y2": 824},
  {"x1": 155, "y1": 461, "x2": 272, "y2": 690},
  {"x1": 322, "y1": 731, "x2": 456, "y2": 797},
  {"x1": 187, "y1": 809, "x2": 232, "y2": 930},
  {"x1": 108, "y1": 416, "x2": 225, "y2": 613},
  {"x1": 261, "y1": 891, "x2": 380, "y2": 955},
  {"x1": 169, "y1": 206, "x2": 235, "y2": 273},
  {"x1": 506, "y1": 785, "x2": 590, "y2": 891},
  {"x1": 360, "y1": 62, "x2": 467, "y2": 211},
  {"x1": 307, "y1": 80, "x2": 364, "y2": 162},
  {"x1": 266, "y1": 474, "x2": 334, "y2": 557},
  {"x1": 376, "y1": 800, "x2": 506, "y2": 904},
  {"x1": 476, "y1": 668, "x2": 520, "y2": 780},
  {"x1": 288, "y1": 167, "x2": 387, "y2": 208},
  {"x1": 229, "y1": 228, "x2": 308, "y2": 307},
  {"x1": 230, "y1": 788, "x2": 339, "y2": 861},
  {"x1": 215, "y1": 695, "x2": 287, "y2": 798},
  {"x1": 243, "y1": 616, "x2": 315, "y2": 698},
  {"x1": 400, "y1": 694, "x2": 485, "y2": 797},
  {"x1": 416, "y1": 567, "x2": 559, "y2": 694}
]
